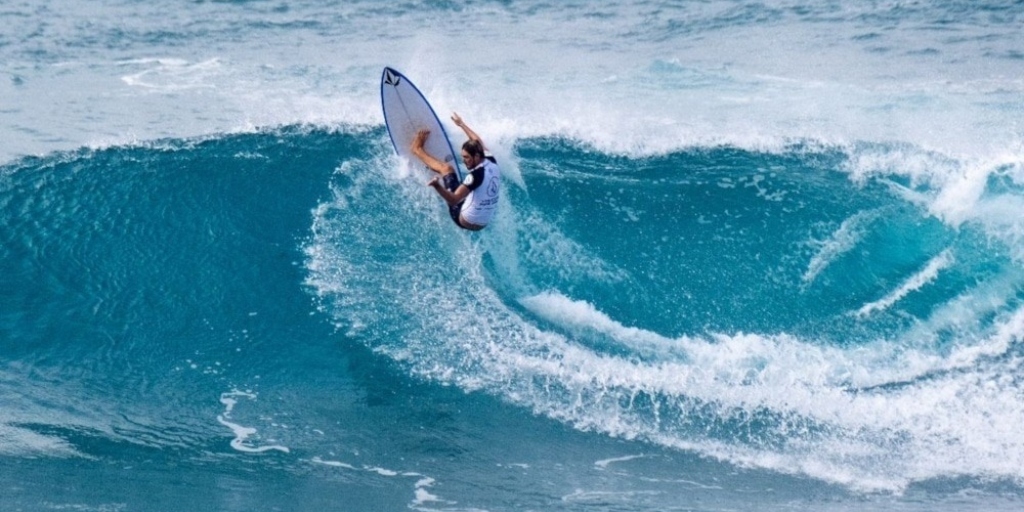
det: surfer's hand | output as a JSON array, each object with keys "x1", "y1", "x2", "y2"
[
  {"x1": 451, "y1": 112, "x2": 464, "y2": 127},
  {"x1": 427, "y1": 176, "x2": 441, "y2": 188}
]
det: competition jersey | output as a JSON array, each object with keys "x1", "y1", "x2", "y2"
[{"x1": 459, "y1": 155, "x2": 500, "y2": 226}]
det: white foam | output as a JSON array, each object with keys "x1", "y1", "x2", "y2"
[
  {"x1": 309, "y1": 456, "x2": 356, "y2": 470},
  {"x1": 0, "y1": 423, "x2": 86, "y2": 458},
  {"x1": 900, "y1": 266, "x2": 1024, "y2": 349},
  {"x1": 802, "y1": 209, "x2": 879, "y2": 285},
  {"x1": 971, "y1": 186, "x2": 1024, "y2": 263},
  {"x1": 431, "y1": 284, "x2": 1024, "y2": 491},
  {"x1": 562, "y1": 488, "x2": 662, "y2": 503},
  {"x1": 519, "y1": 292, "x2": 685, "y2": 360},
  {"x1": 309, "y1": 457, "x2": 447, "y2": 508},
  {"x1": 411, "y1": 477, "x2": 443, "y2": 507},
  {"x1": 119, "y1": 57, "x2": 222, "y2": 91},
  {"x1": 848, "y1": 148, "x2": 1024, "y2": 251},
  {"x1": 855, "y1": 248, "x2": 955, "y2": 318},
  {"x1": 217, "y1": 391, "x2": 290, "y2": 454},
  {"x1": 594, "y1": 454, "x2": 646, "y2": 469}
]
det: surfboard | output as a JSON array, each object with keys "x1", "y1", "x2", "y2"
[{"x1": 380, "y1": 67, "x2": 462, "y2": 180}]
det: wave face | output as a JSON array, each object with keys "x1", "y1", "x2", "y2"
[
  {"x1": 309, "y1": 131, "x2": 1024, "y2": 493},
  {"x1": 4, "y1": 0, "x2": 1024, "y2": 511}
]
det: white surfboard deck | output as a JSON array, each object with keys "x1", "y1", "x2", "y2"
[{"x1": 380, "y1": 67, "x2": 462, "y2": 180}]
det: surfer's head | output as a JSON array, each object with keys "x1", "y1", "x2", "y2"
[
  {"x1": 462, "y1": 140, "x2": 485, "y2": 158},
  {"x1": 461, "y1": 140, "x2": 485, "y2": 167}
]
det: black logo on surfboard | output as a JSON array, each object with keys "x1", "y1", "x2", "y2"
[{"x1": 384, "y1": 68, "x2": 401, "y2": 87}]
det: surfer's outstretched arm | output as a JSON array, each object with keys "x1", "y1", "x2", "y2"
[
  {"x1": 452, "y1": 112, "x2": 486, "y2": 152},
  {"x1": 411, "y1": 130, "x2": 455, "y2": 175},
  {"x1": 427, "y1": 176, "x2": 470, "y2": 206}
]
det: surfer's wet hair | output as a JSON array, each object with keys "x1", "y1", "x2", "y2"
[{"x1": 462, "y1": 140, "x2": 485, "y2": 158}]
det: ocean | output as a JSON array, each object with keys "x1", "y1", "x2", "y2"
[{"x1": 3, "y1": 1, "x2": 1024, "y2": 510}]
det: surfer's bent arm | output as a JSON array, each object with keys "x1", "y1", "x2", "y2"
[
  {"x1": 411, "y1": 130, "x2": 455, "y2": 174},
  {"x1": 452, "y1": 112, "x2": 486, "y2": 151},
  {"x1": 427, "y1": 179, "x2": 470, "y2": 206}
]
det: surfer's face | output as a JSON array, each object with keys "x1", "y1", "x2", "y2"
[{"x1": 461, "y1": 151, "x2": 482, "y2": 169}]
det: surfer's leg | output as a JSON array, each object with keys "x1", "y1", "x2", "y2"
[
  {"x1": 448, "y1": 204, "x2": 462, "y2": 226},
  {"x1": 442, "y1": 173, "x2": 464, "y2": 226},
  {"x1": 411, "y1": 130, "x2": 455, "y2": 175}
]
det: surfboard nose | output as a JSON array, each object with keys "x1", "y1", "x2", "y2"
[{"x1": 383, "y1": 67, "x2": 401, "y2": 86}]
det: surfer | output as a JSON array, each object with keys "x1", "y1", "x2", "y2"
[{"x1": 411, "y1": 113, "x2": 501, "y2": 231}]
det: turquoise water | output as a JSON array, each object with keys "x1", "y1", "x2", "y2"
[{"x1": 3, "y1": 1, "x2": 1024, "y2": 511}]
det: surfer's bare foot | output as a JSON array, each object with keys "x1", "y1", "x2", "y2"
[
  {"x1": 411, "y1": 129, "x2": 429, "y2": 154},
  {"x1": 409, "y1": 129, "x2": 451, "y2": 175}
]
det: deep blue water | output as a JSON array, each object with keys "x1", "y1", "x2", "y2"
[{"x1": 3, "y1": 1, "x2": 1024, "y2": 511}]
